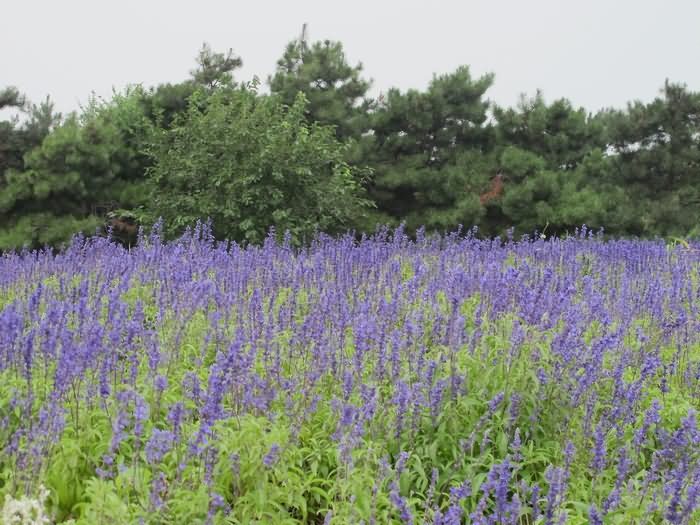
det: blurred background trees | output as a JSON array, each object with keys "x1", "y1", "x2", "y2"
[
  {"x1": 362, "y1": 66, "x2": 495, "y2": 234},
  {"x1": 2, "y1": 28, "x2": 699, "y2": 250}
]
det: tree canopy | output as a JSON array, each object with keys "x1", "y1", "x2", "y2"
[
  {"x1": 269, "y1": 35, "x2": 371, "y2": 141},
  {"x1": 2, "y1": 33, "x2": 700, "y2": 250},
  {"x1": 145, "y1": 85, "x2": 372, "y2": 244}
]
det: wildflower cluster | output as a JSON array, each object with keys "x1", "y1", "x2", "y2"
[{"x1": 0, "y1": 224, "x2": 699, "y2": 523}]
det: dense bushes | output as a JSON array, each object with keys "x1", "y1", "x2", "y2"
[
  {"x1": 2, "y1": 38, "x2": 700, "y2": 250},
  {"x1": 145, "y1": 86, "x2": 372, "y2": 244}
]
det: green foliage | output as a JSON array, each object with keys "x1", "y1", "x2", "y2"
[
  {"x1": 597, "y1": 81, "x2": 700, "y2": 237},
  {"x1": 493, "y1": 91, "x2": 605, "y2": 170},
  {"x1": 140, "y1": 82, "x2": 197, "y2": 129},
  {"x1": 190, "y1": 42, "x2": 242, "y2": 90},
  {"x1": 269, "y1": 33, "x2": 371, "y2": 141},
  {"x1": 4, "y1": 40, "x2": 700, "y2": 248},
  {"x1": 145, "y1": 85, "x2": 373, "y2": 244},
  {"x1": 0, "y1": 213, "x2": 103, "y2": 251},
  {"x1": 0, "y1": 88, "x2": 61, "y2": 193},
  {"x1": 3, "y1": 262, "x2": 699, "y2": 523},
  {"x1": 140, "y1": 43, "x2": 243, "y2": 130},
  {"x1": 485, "y1": 96, "x2": 617, "y2": 237},
  {"x1": 0, "y1": 86, "x2": 25, "y2": 109},
  {"x1": 366, "y1": 66, "x2": 496, "y2": 232},
  {"x1": 0, "y1": 88, "x2": 151, "y2": 251},
  {"x1": 0, "y1": 43, "x2": 247, "y2": 252},
  {"x1": 494, "y1": 147, "x2": 613, "y2": 235}
]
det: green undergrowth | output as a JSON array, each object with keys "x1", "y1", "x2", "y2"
[{"x1": 1, "y1": 277, "x2": 700, "y2": 524}]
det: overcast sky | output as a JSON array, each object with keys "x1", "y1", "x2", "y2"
[{"x1": 2, "y1": 0, "x2": 699, "y2": 117}]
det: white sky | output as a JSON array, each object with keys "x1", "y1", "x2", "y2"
[{"x1": 2, "y1": 0, "x2": 699, "y2": 117}]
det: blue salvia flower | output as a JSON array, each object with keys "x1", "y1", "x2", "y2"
[
  {"x1": 263, "y1": 443, "x2": 281, "y2": 468},
  {"x1": 389, "y1": 481, "x2": 414, "y2": 525},
  {"x1": 133, "y1": 393, "x2": 150, "y2": 439},
  {"x1": 488, "y1": 391, "x2": 505, "y2": 412},
  {"x1": 591, "y1": 423, "x2": 607, "y2": 474},
  {"x1": 507, "y1": 392, "x2": 521, "y2": 429},
  {"x1": 393, "y1": 381, "x2": 411, "y2": 438},
  {"x1": 167, "y1": 401, "x2": 185, "y2": 440},
  {"x1": 634, "y1": 400, "x2": 661, "y2": 452},
  {"x1": 423, "y1": 467, "x2": 439, "y2": 517},
  {"x1": 206, "y1": 491, "x2": 230, "y2": 524},
  {"x1": 149, "y1": 471, "x2": 168, "y2": 511},
  {"x1": 588, "y1": 504, "x2": 604, "y2": 525},
  {"x1": 4, "y1": 224, "x2": 700, "y2": 520},
  {"x1": 154, "y1": 374, "x2": 168, "y2": 393},
  {"x1": 511, "y1": 428, "x2": 523, "y2": 462},
  {"x1": 145, "y1": 429, "x2": 175, "y2": 464},
  {"x1": 440, "y1": 480, "x2": 471, "y2": 524},
  {"x1": 681, "y1": 468, "x2": 700, "y2": 523},
  {"x1": 544, "y1": 465, "x2": 568, "y2": 525}
]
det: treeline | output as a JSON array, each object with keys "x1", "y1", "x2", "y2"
[{"x1": 2, "y1": 34, "x2": 700, "y2": 250}]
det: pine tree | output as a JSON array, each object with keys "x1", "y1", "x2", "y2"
[
  {"x1": 599, "y1": 80, "x2": 700, "y2": 236},
  {"x1": 0, "y1": 86, "x2": 24, "y2": 110},
  {"x1": 0, "y1": 89, "x2": 149, "y2": 250},
  {"x1": 493, "y1": 91, "x2": 604, "y2": 170},
  {"x1": 142, "y1": 42, "x2": 243, "y2": 128},
  {"x1": 365, "y1": 66, "x2": 496, "y2": 233},
  {"x1": 190, "y1": 42, "x2": 242, "y2": 90},
  {"x1": 269, "y1": 29, "x2": 371, "y2": 141}
]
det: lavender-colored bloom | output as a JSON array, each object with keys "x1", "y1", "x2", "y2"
[
  {"x1": 423, "y1": 467, "x2": 439, "y2": 516},
  {"x1": 511, "y1": 428, "x2": 523, "y2": 462},
  {"x1": 450, "y1": 480, "x2": 471, "y2": 501},
  {"x1": 340, "y1": 404, "x2": 355, "y2": 428},
  {"x1": 209, "y1": 492, "x2": 228, "y2": 513},
  {"x1": 263, "y1": 443, "x2": 281, "y2": 468},
  {"x1": 488, "y1": 391, "x2": 505, "y2": 412},
  {"x1": 634, "y1": 399, "x2": 661, "y2": 451},
  {"x1": 149, "y1": 471, "x2": 168, "y2": 511},
  {"x1": 110, "y1": 407, "x2": 131, "y2": 453},
  {"x1": 389, "y1": 481, "x2": 414, "y2": 525},
  {"x1": 167, "y1": 401, "x2": 185, "y2": 438},
  {"x1": 681, "y1": 469, "x2": 700, "y2": 521},
  {"x1": 429, "y1": 379, "x2": 447, "y2": 423},
  {"x1": 508, "y1": 392, "x2": 521, "y2": 428},
  {"x1": 544, "y1": 465, "x2": 568, "y2": 524},
  {"x1": 133, "y1": 394, "x2": 150, "y2": 439},
  {"x1": 393, "y1": 381, "x2": 411, "y2": 438},
  {"x1": 588, "y1": 504, "x2": 604, "y2": 525},
  {"x1": 395, "y1": 451, "x2": 410, "y2": 476},
  {"x1": 154, "y1": 374, "x2": 168, "y2": 393},
  {"x1": 145, "y1": 429, "x2": 175, "y2": 464},
  {"x1": 591, "y1": 424, "x2": 607, "y2": 474},
  {"x1": 206, "y1": 491, "x2": 230, "y2": 524}
]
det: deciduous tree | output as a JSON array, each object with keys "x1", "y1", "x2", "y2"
[{"x1": 145, "y1": 85, "x2": 372, "y2": 244}]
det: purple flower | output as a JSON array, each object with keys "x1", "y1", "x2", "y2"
[
  {"x1": 591, "y1": 424, "x2": 607, "y2": 474},
  {"x1": 263, "y1": 443, "x2": 281, "y2": 468},
  {"x1": 145, "y1": 429, "x2": 175, "y2": 464},
  {"x1": 389, "y1": 481, "x2": 414, "y2": 525},
  {"x1": 133, "y1": 394, "x2": 150, "y2": 439},
  {"x1": 395, "y1": 451, "x2": 410, "y2": 475},
  {"x1": 588, "y1": 504, "x2": 604, "y2": 525},
  {"x1": 488, "y1": 391, "x2": 505, "y2": 412},
  {"x1": 149, "y1": 471, "x2": 168, "y2": 511},
  {"x1": 154, "y1": 375, "x2": 168, "y2": 393}
]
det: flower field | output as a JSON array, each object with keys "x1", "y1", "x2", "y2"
[{"x1": 1, "y1": 225, "x2": 699, "y2": 524}]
